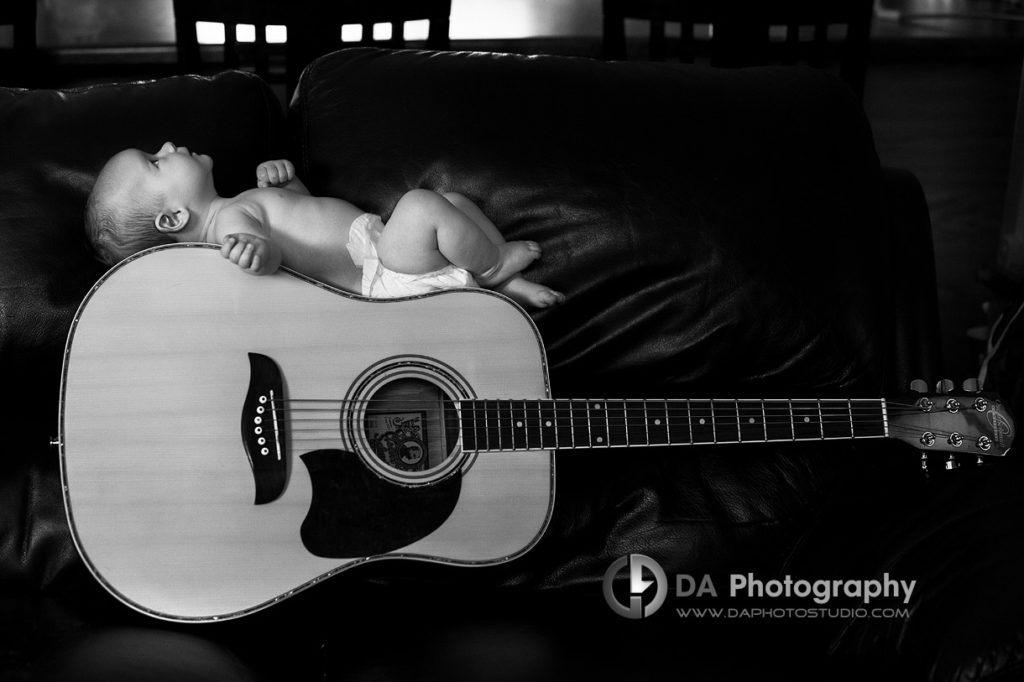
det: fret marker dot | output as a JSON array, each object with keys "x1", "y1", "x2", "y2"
[
  {"x1": 654, "y1": 419, "x2": 662, "y2": 425},
  {"x1": 545, "y1": 420, "x2": 552, "y2": 427},
  {"x1": 516, "y1": 420, "x2": 523, "y2": 428},
  {"x1": 749, "y1": 418, "x2": 756, "y2": 424},
  {"x1": 596, "y1": 436, "x2": 604, "y2": 443},
  {"x1": 804, "y1": 416, "x2": 811, "y2": 423},
  {"x1": 699, "y1": 418, "x2": 706, "y2": 425},
  {"x1": 594, "y1": 403, "x2": 603, "y2": 410}
]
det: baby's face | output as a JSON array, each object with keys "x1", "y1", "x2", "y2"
[{"x1": 103, "y1": 141, "x2": 215, "y2": 208}]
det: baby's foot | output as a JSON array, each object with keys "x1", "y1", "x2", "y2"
[
  {"x1": 476, "y1": 241, "x2": 541, "y2": 287},
  {"x1": 496, "y1": 276, "x2": 565, "y2": 309}
]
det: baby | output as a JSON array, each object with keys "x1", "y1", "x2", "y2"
[{"x1": 85, "y1": 142, "x2": 564, "y2": 308}]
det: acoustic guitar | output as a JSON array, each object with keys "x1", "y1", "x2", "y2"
[{"x1": 59, "y1": 245, "x2": 1015, "y2": 622}]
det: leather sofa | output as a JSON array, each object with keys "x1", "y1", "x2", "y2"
[{"x1": 2, "y1": 47, "x2": 1018, "y2": 681}]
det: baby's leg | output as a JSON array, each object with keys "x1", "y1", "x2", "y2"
[
  {"x1": 441, "y1": 192, "x2": 564, "y2": 308},
  {"x1": 378, "y1": 189, "x2": 537, "y2": 286}
]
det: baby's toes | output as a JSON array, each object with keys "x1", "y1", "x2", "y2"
[{"x1": 532, "y1": 288, "x2": 565, "y2": 308}]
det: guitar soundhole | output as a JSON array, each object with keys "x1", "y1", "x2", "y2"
[{"x1": 363, "y1": 378, "x2": 460, "y2": 473}]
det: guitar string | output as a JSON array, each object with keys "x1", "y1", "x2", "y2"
[
  {"x1": 280, "y1": 420, "x2": 979, "y2": 443},
  {"x1": 268, "y1": 406, "x2": 973, "y2": 421},
  {"x1": 265, "y1": 406, "x2": 969, "y2": 420},
  {"x1": 266, "y1": 397, "x2": 965, "y2": 413},
  {"x1": 257, "y1": 400, "x2": 987, "y2": 443}
]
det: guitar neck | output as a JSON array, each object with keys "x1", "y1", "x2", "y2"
[{"x1": 458, "y1": 398, "x2": 888, "y2": 452}]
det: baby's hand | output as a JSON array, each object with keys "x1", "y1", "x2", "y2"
[
  {"x1": 221, "y1": 233, "x2": 274, "y2": 275},
  {"x1": 256, "y1": 159, "x2": 295, "y2": 188}
]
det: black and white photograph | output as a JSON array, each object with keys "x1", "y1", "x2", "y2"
[{"x1": 2, "y1": 1, "x2": 1024, "y2": 680}]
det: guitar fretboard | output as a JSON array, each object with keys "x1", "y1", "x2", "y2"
[{"x1": 459, "y1": 399, "x2": 888, "y2": 452}]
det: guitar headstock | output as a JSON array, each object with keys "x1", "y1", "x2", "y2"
[{"x1": 890, "y1": 378, "x2": 1015, "y2": 473}]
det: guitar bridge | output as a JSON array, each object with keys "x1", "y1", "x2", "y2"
[{"x1": 242, "y1": 353, "x2": 287, "y2": 504}]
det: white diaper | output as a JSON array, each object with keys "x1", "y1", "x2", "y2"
[{"x1": 345, "y1": 213, "x2": 477, "y2": 298}]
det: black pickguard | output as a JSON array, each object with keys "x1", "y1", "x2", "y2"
[{"x1": 299, "y1": 449, "x2": 461, "y2": 558}]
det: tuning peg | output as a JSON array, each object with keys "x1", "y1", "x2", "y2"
[
  {"x1": 962, "y1": 378, "x2": 980, "y2": 393},
  {"x1": 936, "y1": 379, "x2": 955, "y2": 394},
  {"x1": 910, "y1": 379, "x2": 928, "y2": 394}
]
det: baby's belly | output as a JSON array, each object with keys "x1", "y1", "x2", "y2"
[
  {"x1": 271, "y1": 197, "x2": 366, "y2": 294},
  {"x1": 282, "y1": 241, "x2": 361, "y2": 294}
]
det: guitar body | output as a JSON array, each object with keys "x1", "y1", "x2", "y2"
[{"x1": 60, "y1": 245, "x2": 554, "y2": 622}]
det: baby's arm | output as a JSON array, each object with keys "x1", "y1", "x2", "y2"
[
  {"x1": 257, "y1": 159, "x2": 309, "y2": 195},
  {"x1": 212, "y1": 205, "x2": 282, "y2": 276}
]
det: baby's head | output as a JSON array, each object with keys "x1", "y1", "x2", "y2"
[{"x1": 85, "y1": 142, "x2": 215, "y2": 265}]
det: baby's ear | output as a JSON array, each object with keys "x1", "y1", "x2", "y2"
[{"x1": 155, "y1": 208, "x2": 190, "y2": 233}]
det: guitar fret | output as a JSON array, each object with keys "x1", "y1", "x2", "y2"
[
  {"x1": 792, "y1": 400, "x2": 824, "y2": 440},
  {"x1": 520, "y1": 401, "x2": 528, "y2": 448},
  {"x1": 823, "y1": 400, "x2": 854, "y2": 439},
  {"x1": 493, "y1": 400, "x2": 502, "y2": 450},
  {"x1": 539, "y1": 401, "x2": 556, "y2": 450},
  {"x1": 647, "y1": 401, "x2": 668, "y2": 445},
  {"x1": 627, "y1": 400, "x2": 648, "y2": 445},
  {"x1": 461, "y1": 401, "x2": 475, "y2": 452},
  {"x1": 587, "y1": 401, "x2": 594, "y2": 446},
  {"x1": 589, "y1": 401, "x2": 609, "y2": 447},
  {"x1": 505, "y1": 400, "x2": 516, "y2": 450},
  {"x1": 518, "y1": 400, "x2": 528, "y2": 449},
  {"x1": 666, "y1": 400, "x2": 690, "y2": 446},
  {"x1": 737, "y1": 400, "x2": 765, "y2": 443},
  {"x1": 608, "y1": 401, "x2": 627, "y2": 447},
  {"x1": 691, "y1": 400, "x2": 714, "y2": 444},
  {"x1": 499, "y1": 400, "x2": 512, "y2": 450},
  {"x1": 603, "y1": 401, "x2": 611, "y2": 446},
  {"x1": 571, "y1": 400, "x2": 589, "y2": 447},
  {"x1": 525, "y1": 400, "x2": 537, "y2": 449},
  {"x1": 558, "y1": 400, "x2": 573, "y2": 448},
  {"x1": 663, "y1": 401, "x2": 672, "y2": 444},
  {"x1": 474, "y1": 400, "x2": 483, "y2": 452},
  {"x1": 851, "y1": 399, "x2": 887, "y2": 438},
  {"x1": 764, "y1": 400, "x2": 794, "y2": 441},
  {"x1": 643, "y1": 401, "x2": 650, "y2": 445},
  {"x1": 687, "y1": 400, "x2": 694, "y2": 444}
]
